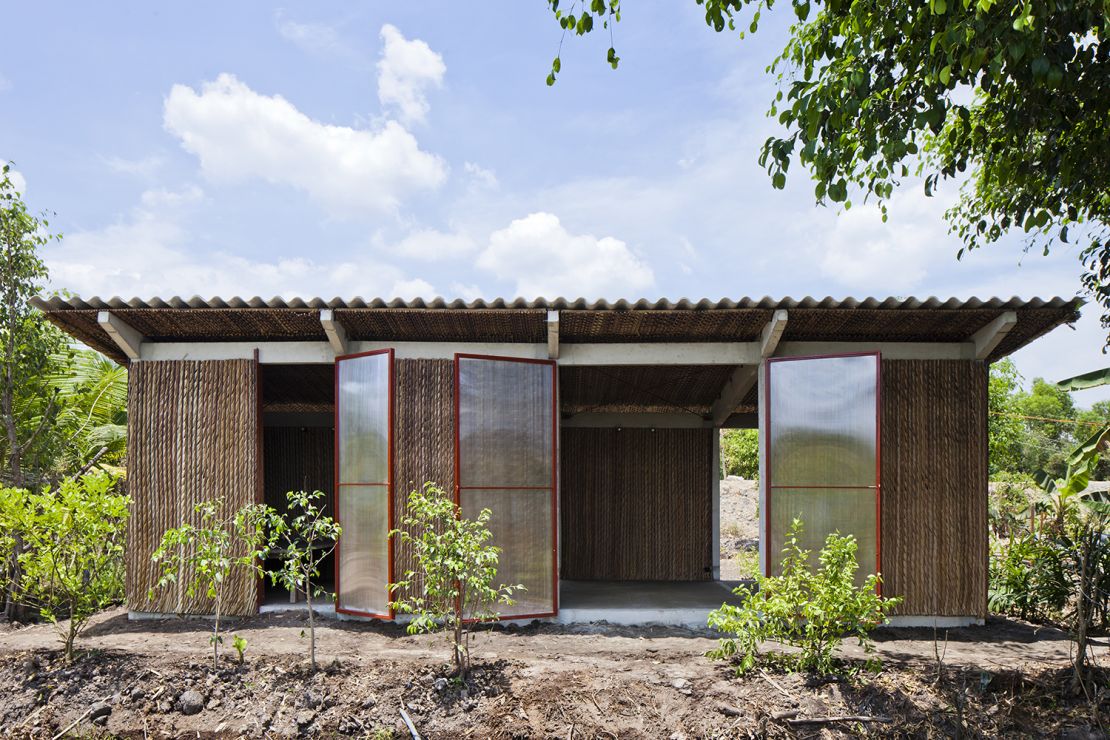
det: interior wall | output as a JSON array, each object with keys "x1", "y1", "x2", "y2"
[
  {"x1": 126, "y1": 359, "x2": 261, "y2": 616},
  {"x1": 880, "y1": 359, "x2": 988, "y2": 617},
  {"x1": 560, "y1": 427, "x2": 714, "y2": 581},
  {"x1": 262, "y1": 426, "x2": 334, "y2": 514}
]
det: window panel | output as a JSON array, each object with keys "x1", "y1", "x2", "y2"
[
  {"x1": 460, "y1": 488, "x2": 554, "y2": 617},
  {"x1": 338, "y1": 354, "x2": 390, "y2": 485},
  {"x1": 458, "y1": 358, "x2": 553, "y2": 488},
  {"x1": 768, "y1": 487, "x2": 877, "y2": 587},
  {"x1": 768, "y1": 355, "x2": 877, "y2": 488},
  {"x1": 337, "y1": 484, "x2": 390, "y2": 615}
]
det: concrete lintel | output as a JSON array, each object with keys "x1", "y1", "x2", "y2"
[
  {"x1": 561, "y1": 412, "x2": 711, "y2": 428},
  {"x1": 971, "y1": 311, "x2": 1018, "y2": 360},
  {"x1": 319, "y1": 309, "x2": 349, "y2": 355},
  {"x1": 97, "y1": 311, "x2": 144, "y2": 360},
  {"x1": 709, "y1": 311, "x2": 789, "y2": 425},
  {"x1": 547, "y1": 310, "x2": 559, "y2": 359},
  {"x1": 137, "y1": 339, "x2": 978, "y2": 364},
  {"x1": 760, "y1": 309, "x2": 789, "y2": 357}
]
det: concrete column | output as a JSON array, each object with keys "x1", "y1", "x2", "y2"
[{"x1": 711, "y1": 429, "x2": 721, "y2": 580}]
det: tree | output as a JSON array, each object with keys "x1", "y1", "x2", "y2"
[
  {"x1": 150, "y1": 500, "x2": 268, "y2": 670},
  {"x1": 46, "y1": 348, "x2": 128, "y2": 475},
  {"x1": 258, "y1": 490, "x2": 340, "y2": 672},
  {"x1": 988, "y1": 358, "x2": 1024, "y2": 475},
  {"x1": 547, "y1": 1, "x2": 1110, "y2": 334},
  {"x1": 1014, "y1": 377, "x2": 1079, "y2": 479},
  {"x1": 12, "y1": 472, "x2": 128, "y2": 662},
  {"x1": 390, "y1": 482, "x2": 522, "y2": 680},
  {"x1": 720, "y1": 428, "x2": 759, "y2": 478}
]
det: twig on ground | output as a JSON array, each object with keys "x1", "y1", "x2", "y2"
[
  {"x1": 51, "y1": 695, "x2": 111, "y2": 740},
  {"x1": 785, "y1": 715, "x2": 892, "y2": 726},
  {"x1": 759, "y1": 669, "x2": 795, "y2": 702},
  {"x1": 400, "y1": 705, "x2": 422, "y2": 739}
]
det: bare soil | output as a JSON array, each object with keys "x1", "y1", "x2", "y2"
[
  {"x1": 720, "y1": 477, "x2": 759, "y2": 581},
  {"x1": 1, "y1": 607, "x2": 1105, "y2": 738}
]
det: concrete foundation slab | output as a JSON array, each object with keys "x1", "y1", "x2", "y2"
[{"x1": 556, "y1": 580, "x2": 749, "y2": 628}]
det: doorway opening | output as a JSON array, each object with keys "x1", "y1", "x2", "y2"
[{"x1": 719, "y1": 427, "x2": 760, "y2": 582}]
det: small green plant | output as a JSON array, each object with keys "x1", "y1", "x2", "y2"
[
  {"x1": 150, "y1": 499, "x2": 268, "y2": 670},
  {"x1": 231, "y1": 634, "x2": 247, "y2": 665},
  {"x1": 258, "y1": 489, "x2": 341, "y2": 672},
  {"x1": 389, "y1": 482, "x2": 522, "y2": 680},
  {"x1": 988, "y1": 532, "x2": 1068, "y2": 623},
  {"x1": 11, "y1": 472, "x2": 128, "y2": 663},
  {"x1": 708, "y1": 518, "x2": 901, "y2": 675}
]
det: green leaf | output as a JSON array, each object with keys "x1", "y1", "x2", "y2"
[
  {"x1": 772, "y1": 172, "x2": 786, "y2": 189},
  {"x1": 939, "y1": 65, "x2": 951, "y2": 85},
  {"x1": 1055, "y1": 367, "x2": 1110, "y2": 392}
]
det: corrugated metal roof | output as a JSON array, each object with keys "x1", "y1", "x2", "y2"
[
  {"x1": 30, "y1": 294, "x2": 1081, "y2": 311},
  {"x1": 30, "y1": 294, "x2": 1083, "y2": 366}
]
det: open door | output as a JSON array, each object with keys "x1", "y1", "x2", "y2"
[
  {"x1": 455, "y1": 354, "x2": 557, "y2": 618},
  {"x1": 764, "y1": 353, "x2": 880, "y2": 586},
  {"x1": 335, "y1": 349, "x2": 394, "y2": 618}
]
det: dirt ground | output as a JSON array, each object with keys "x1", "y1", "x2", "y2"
[
  {"x1": 1, "y1": 607, "x2": 1105, "y2": 738},
  {"x1": 720, "y1": 477, "x2": 759, "y2": 581}
]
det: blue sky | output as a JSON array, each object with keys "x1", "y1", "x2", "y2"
[{"x1": 1, "y1": 2, "x2": 1106, "y2": 404}]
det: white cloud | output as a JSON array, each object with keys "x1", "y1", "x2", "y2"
[
  {"x1": 274, "y1": 13, "x2": 357, "y2": 60},
  {"x1": 477, "y1": 212, "x2": 654, "y2": 299},
  {"x1": 390, "y1": 277, "x2": 436, "y2": 299},
  {"x1": 464, "y1": 162, "x2": 498, "y2": 190},
  {"x1": 103, "y1": 154, "x2": 166, "y2": 178},
  {"x1": 377, "y1": 24, "x2": 445, "y2": 125},
  {"x1": 449, "y1": 282, "x2": 484, "y2": 301},
  {"x1": 816, "y1": 187, "x2": 955, "y2": 292},
  {"x1": 45, "y1": 185, "x2": 430, "y2": 300},
  {"x1": 391, "y1": 227, "x2": 476, "y2": 261},
  {"x1": 163, "y1": 73, "x2": 447, "y2": 216}
]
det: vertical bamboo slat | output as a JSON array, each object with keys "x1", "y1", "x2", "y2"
[
  {"x1": 880, "y1": 359, "x2": 988, "y2": 617},
  {"x1": 126, "y1": 359, "x2": 261, "y2": 616},
  {"x1": 560, "y1": 427, "x2": 713, "y2": 581}
]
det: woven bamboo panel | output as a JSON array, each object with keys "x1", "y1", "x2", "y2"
[
  {"x1": 560, "y1": 428, "x2": 713, "y2": 581},
  {"x1": 391, "y1": 359, "x2": 455, "y2": 597},
  {"x1": 126, "y1": 360, "x2": 261, "y2": 616},
  {"x1": 560, "y1": 365, "x2": 733, "y2": 415},
  {"x1": 880, "y1": 360, "x2": 988, "y2": 617},
  {"x1": 263, "y1": 426, "x2": 334, "y2": 514},
  {"x1": 559, "y1": 309, "x2": 773, "y2": 342}
]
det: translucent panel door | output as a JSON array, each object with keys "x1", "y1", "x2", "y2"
[
  {"x1": 335, "y1": 349, "x2": 393, "y2": 618},
  {"x1": 765, "y1": 353, "x2": 880, "y2": 586},
  {"x1": 456, "y1": 355, "x2": 557, "y2": 618}
]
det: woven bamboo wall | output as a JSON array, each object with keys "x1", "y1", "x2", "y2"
[
  {"x1": 392, "y1": 359, "x2": 455, "y2": 595},
  {"x1": 263, "y1": 426, "x2": 334, "y2": 514},
  {"x1": 560, "y1": 428, "x2": 713, "y2": 581},
  {"x1": 880, "y1": 360, "x2": 989, "y2": 617},
  {"x1": 126, "y1": 360, "x2": 261, "y2": 616}
]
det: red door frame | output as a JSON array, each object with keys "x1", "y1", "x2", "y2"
[
  {"x1": 333, "y1": 348, "x2": 395, "y2": 619},
  {"x1": 763, "y1": 352, "x2": 882, "y2": 589},
  {"x1": 454, "y1": 353, "x2": 559, "y2": 619}
]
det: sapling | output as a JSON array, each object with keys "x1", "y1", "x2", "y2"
[
  {"x1": 13, "y1": 471, "x2": 128, "y2": 663},
  {"x1": 260, "y1": 489, "x2": 340, "y2": 672},
  {"x1": 150, "y1": 499, "x2": 268, "y2": 670},
  {"x1": 390, "y1": 482, "x2": 522, "y2": 680},
  {"x1": 232, "y1": 634, "x2": 248, "y2": 665}
]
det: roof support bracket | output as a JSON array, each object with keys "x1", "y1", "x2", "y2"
[
  {"x1": 320, "y1": 309, "x2": 349, "y2": 355},
  {"x1": 709, "y1": 310, "x2": 788, "y2": 426},
  {"x1": 547, "y1": 310, "x2": 559, "y2": 359},
  {"x1": 97, "y1": 311, "x2": 144, "y2": 361},
  {"x1": 971, "y1": 311, "x2": 1017, "y2": 360}
]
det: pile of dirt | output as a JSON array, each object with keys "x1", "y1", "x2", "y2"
[{"x1": 0, "y1": 608, "x2": 1103, "y2": 738}]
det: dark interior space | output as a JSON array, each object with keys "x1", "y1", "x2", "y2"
[{"x1": 261, "y1": 363, "x2": 336, "y2": 601}]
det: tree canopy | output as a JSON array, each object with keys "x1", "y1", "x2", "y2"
[{"x1": 547, "y1": 1, "x2": 1110, "y2": 335}]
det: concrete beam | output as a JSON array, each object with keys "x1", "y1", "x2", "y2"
[
  {"x1": 971, "y1": 311, "x2": 1018, "y2": 360},
  {"x1": 138, "y1": 339, "x2": 978, "y2": 364},
  {"x1": 547, "y1": 310, "x2": 559, "y2": 360},
  {"x1": 709, "y1": 311, "x2": 788, "y2": 425},
  {"x1": 319, "y1": 309, "x2": 349, "y2": 355},
  {"x1": 97, "y1": 311, "x2": 144, "y2": 361},
  {"x1": 561, "y1": 412, "x2": 711, "y2": 428}
]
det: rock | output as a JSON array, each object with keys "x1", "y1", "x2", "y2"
[
  {"x1": 178, "y1": 689, "x2": 205, "y2": 716},
  {"x1": 295, "y1": 710, "x2": 316, "y2": 729},
  {"x1": 130, "y1": 687, "x2": 145, "y2": 701},
  {"x1": 718, "y1": 704, "x2": 742, "y2": 717},
  {"x1": 671, "y1": 678, "x2": 691, "y2": 691},
  {"x1": 361, "y1": 695, "x2": 377, "y2": 709},
  {"x1": 304, "y1": 690, "x2": 321, "y2": 708},
  {"x1": 21, "y1": 656, "x2": 39, "y2": 677},
  {"x1": 88, "y1": 701, "x2": 112, "y2": 721},
  {"x1": 206, "y1": 698, "x2": 221, "y2": 710},
  {"x1": 434, "y1": 678, "x2": 448, "y2": 692}
]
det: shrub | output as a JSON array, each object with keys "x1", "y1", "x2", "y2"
[
  {"x1": 988, "y1": 532, "x2": 1069, "y2": 623},
  {"x1": 13, "y1": 472, "x2": 128, "y2": 662},
  {"x1": 258, "y1": 489, "x2": 340, "y2": 672},
  {"x1": 720, "y1": 429, "x2": 759, "y2": 479},
  {"x1": 708, "y1": 518, "x2": 901, "y2": 675},
  {"x1": 150, "y1": 499, "x2": 268, "y2": 670},
  {"x1": 389, "y1": 482, "x2": 522, "y2": 679}
]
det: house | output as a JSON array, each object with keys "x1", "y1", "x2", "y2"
[{"x1": 33, "y1": 295, "x2": 1081, "y2": 627}]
